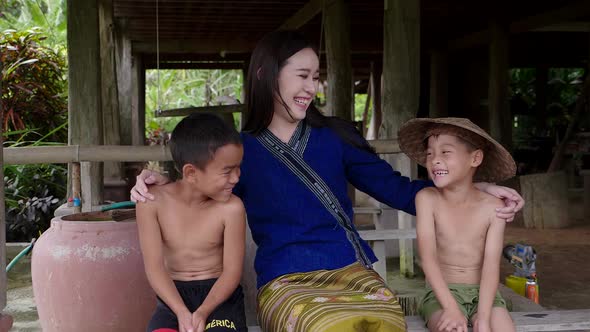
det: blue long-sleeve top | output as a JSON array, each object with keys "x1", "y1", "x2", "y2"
[{"x1": 234, "y1": 125, "x2": 430, "y2": 288}]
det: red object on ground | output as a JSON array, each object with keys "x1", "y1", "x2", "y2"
[{"x1": 32, "y1": 215, "x2": 156, "y2": 331}]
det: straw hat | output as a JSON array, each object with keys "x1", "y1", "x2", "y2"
[{"x1": 398, "y1": 117, "x2": 516, "y2": 183}]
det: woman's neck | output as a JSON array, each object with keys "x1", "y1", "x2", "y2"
[{"x1": 267, "y1": 115, "x2": 301, "y2": 143}]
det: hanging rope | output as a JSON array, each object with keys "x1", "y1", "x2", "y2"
[{"x1": 155, "y1": 0, "x2": 162, "y2": 115}]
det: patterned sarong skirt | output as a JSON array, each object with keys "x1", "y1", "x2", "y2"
[{"x1": 257, "y1": 263, "x2": 406, "y2": 332}]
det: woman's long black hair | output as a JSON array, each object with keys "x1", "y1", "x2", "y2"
[{"x1": 243, "y1": 30, "x2": 375, "y2": 154}]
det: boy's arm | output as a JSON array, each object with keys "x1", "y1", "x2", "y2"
[
  {"x1": 416, "y1": 189, "x2": 460, "y2": 312},
  {"x1": 136, "y1": 200, "x2": 191, "y2": 318},
  {"x1": 477, "y1": 214, "x2": 506, "y2": 322},
  {"x1": 195, "y1": 196, "x2": 246, "y2": 318}
]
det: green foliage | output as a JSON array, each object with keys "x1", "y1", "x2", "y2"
[
  {"x1": 4, "y1": 126, "x2": 67, "y2": 241},
  {"x1": 0, "y1": 0, "x2": 67, "y2": 52},
  {"x1": 145, "y1": 69, "x2": 243, "y2": 136},
  {"x1": 1, "y1": 28, "x2": 68, "y2": 142},
  {"x1": 510, "y1": 67, "x2": 585, "y2": 133},
  {"x1": 0, "y1": 11, "x2": 69, "y2": 240}
]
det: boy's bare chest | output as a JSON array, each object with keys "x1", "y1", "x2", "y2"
[
  {"x1": 434, "y1": 206, "x2": 490, "y2": 242},
  {"x1": 157, "y1": 204, "x2": 224, "y2": 244}
]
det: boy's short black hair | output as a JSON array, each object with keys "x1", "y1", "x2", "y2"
[{"x1": 169, "y1": 113, "x2": 241, "y2": 171}]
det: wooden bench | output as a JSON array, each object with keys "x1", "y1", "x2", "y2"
[{"x1": 247, "y1": 310, "x2": 590, "y2": 331}]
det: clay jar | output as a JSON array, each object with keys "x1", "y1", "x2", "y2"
[{"x1": 31, "y1": 212, "x2": 156, "y2": 331}]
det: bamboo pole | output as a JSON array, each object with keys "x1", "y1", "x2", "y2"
[
  {"x1": 3, "y1": 140, "x2": 400, "y2": 166},
  {"x1": 71, "y1": 162, "x2": 81, "y2": 213}
]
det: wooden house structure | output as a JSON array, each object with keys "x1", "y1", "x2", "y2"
[{"x1": 1, "y1": 0, "x2": 590, "y2": 330}]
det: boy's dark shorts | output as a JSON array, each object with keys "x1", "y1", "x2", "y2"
[{"x1": 147, "y1": 278, "x2": 247, "y2": 332}]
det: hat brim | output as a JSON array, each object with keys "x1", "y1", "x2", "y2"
[{"x1": 398, "y1": 117, "x2": 516, "y2": 183}]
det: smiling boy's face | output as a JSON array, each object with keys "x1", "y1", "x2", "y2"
[
  {"x1": 425, "y1": 134, "x2": 482, "y2": 188},
  {"x1": 191, "y1": 143, "x2": 244, "y2": 202}
]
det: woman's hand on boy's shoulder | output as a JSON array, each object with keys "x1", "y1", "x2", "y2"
[
  {"x1": 130, "y1": 169, "x2": 171, "y2": 203},
  {"x1": 475, "y1": 182, "x2": 524, "y2": 222}
]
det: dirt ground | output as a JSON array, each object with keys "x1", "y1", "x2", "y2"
[{"x1": 500, "y1": 223, "x2": 590, "y2": 310}]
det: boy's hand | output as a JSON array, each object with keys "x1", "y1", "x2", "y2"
[
  {"x1": 192, "y1": 308, "x2": 208, "y2": 332},
  {"x1": 177, "y1": 309, "x2": 196, "y2": 332},
  {"x1": 437, "y1": 307, "x2": 468, "y2": 332},
  {"x1": 130, "y1": 169, "x2": 170, "y2": 202},
  {"x1": 472, "y1": 316, "x2": 492, "y2": 332}
]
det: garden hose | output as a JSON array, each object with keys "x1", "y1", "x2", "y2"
[
  {"x1": 6, "y1": 238, "x2": 36, "y2": 273},
  {"x1": 100, "y1": 201, "x2": 136, "y2": 212}
]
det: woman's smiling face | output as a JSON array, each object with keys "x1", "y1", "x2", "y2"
[{"x1": 273, "y1": 47, "x2": 320, "y2": 123}]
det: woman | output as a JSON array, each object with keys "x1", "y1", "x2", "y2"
[{"x1": 132, "y1": 31, "x2": 523, "y2": 332}]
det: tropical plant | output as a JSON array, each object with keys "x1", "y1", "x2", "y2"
[
  {"x1": 4, "y1": 126, "x2": 67, "y2": 242},
  {"x1": 0, "y1": 0, "x2": 67, "y2": 52},
  {"x1": 1, "y1": 28, "x2": 68, "y2": 142}
]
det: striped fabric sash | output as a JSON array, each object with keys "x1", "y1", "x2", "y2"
[
  {"x1": 257, "y1": 263, "x2": 406, "y2": 332},
  {"x1": 256, "y1": 121, "x2": 372, "y2": 269}
]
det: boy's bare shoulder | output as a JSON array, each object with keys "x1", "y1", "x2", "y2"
[
  {"x1": 218, "y1": 195, "x2": 245, "y2": 216},
  {"x1": 135, "y1": 182, "x2": 177, "y2": 209},
  {"x1": 416, "y1": 186, "x2": 441, "y2": 202},
  {"x1": 476, "y1": 190, "x2": 504, "y2": 207}
]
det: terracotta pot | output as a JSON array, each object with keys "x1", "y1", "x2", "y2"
[{"x1": 32, "y1": 212, "x2": 156, "y2": 331}]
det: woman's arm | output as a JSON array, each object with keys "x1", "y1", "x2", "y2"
[
  {"x1": 341, "y1": 140, "x2": 430, "y2": 215},
  {"x1": 341, "y1": 138, "x2": 524, "y2": 219}
]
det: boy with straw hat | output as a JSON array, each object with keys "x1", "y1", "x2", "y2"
[{"x1": 398, "y1": 118, "x2": 516, "y2": 332}]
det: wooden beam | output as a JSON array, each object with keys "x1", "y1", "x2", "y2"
[
  {"x1": 449, "y1": 0, "x2": 590, "y2": 50},
  {"x1": 143, "y1": 61, "x2": 245, "y2": 70},
  {"x1": 3, "y1": 139, "x2": 399, "y2": 165},
  {"x1": 99, "y1": 0, "x2": 123, "y2": 181},
  {"x1": 280, "y1": 0, "x2": 324, "y2": 30},
  {"x1": 154, "y1": 104, "x2": 246, "y2": 118},
  {"x1": 133, "y1": 39, "x2": 257, "y2": 55},
  {"x1": 67, "y1": 0, "x2": 104, "y2": 210},
  {"x1": 131, "y1": 54, "x2": 145, "y2": 145},
  {"x1": 325, "y1": 0, "x2": 353, "y2": 120},
  {"x1": 115, "y1": 21, "x2": 133, "y2": 146}
]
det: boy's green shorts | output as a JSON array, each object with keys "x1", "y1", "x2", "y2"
[{"x1": 418, "y1": 284, "x2": 508, "y2": 323}]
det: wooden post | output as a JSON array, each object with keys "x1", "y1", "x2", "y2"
[
  {"x1": 361, "y1": 68, "x2": 372, "y2": 136},
  {"x1": 381, "y1": 0, "x2": 420, "y2": 278},
  {"x1": 325, "y1": 0, "x2": 353, "y2": 120},
  {"x1": 366, "y1": 61, "x2": 382, "y2": 140},
  {"x1": 429, "y1": 50, "x2": 448, "y2": 117},
  {"x1": 488, "y1": 20, "x2": 512, "y2": 150},
  {"x1": 131, "y1": 54, "x2": 146, "y2": 146},
  {"x1": 67, "y1": 0, "x2": 104, "y2": 211},
  {"x1": 115, "y1": 19, "x2": 133, "y2": 146},
  {"x1": 99, "y1": 0, "x2": 126, "y2": 201}
]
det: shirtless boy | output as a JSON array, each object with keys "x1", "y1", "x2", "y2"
[
  {"x1": 137, "y1": 113, "x2": 247, "y2": 332},
  {"x1": 398, "y1": 118, "x2": 517, "y2": 332}
]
